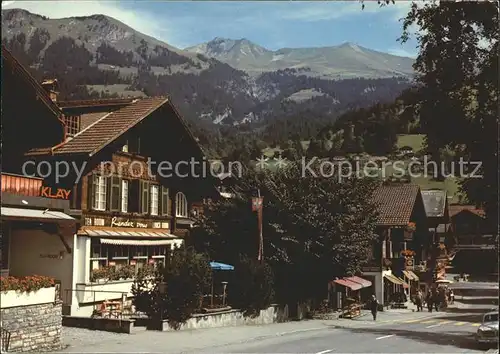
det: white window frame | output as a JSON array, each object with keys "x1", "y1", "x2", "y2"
[
  {"x1": 175, "y1": 192, "x2": 188, "y2": 217},
  {"x1": 94, "y1": 176, "x2": 107, "y2": 211},
  {"x1": 89, "y1": 240, "x2": 108, "y2": 274},
  {"x1": 150, "y1": 185, "x2": 159, "y2": 216},
  {"x1": 121, "y1": 180, "x2": 129, "y2": 213}
]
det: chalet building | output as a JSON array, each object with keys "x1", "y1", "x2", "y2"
[
  {"x1": 2, "y1": 46, "x2": 221, "y2": 316},
  {"x1": 421, "y1": 189, "x2": 451, "y2": 246},
  {"x1": 24, "y1": 94, "x2": 221, "y2": 316},
  {"x1": 362, "y1": 183, "x2": 430, "y2": 305},
  {"x1": 448, "y1": 205, "x2": 497, "y2": 275},
  {"x1": 1, "y1": 45, "x2": 66, "y2": 174}
]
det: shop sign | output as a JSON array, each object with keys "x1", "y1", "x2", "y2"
[
  {"x1": 111, "y1": 217, "x2": 148, "y2": 228},
  {"x1": 40, "y1": 187, "x2": 71, "y2": 199},
  {"x1": 405, "y1": 257, "x2": 415, "y2": 270}
]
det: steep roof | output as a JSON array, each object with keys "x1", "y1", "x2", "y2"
[
  {"x1": 421, "y1": 189, "x2": 447, "y2": 217},
  {"x1": 58, "y1": 97, "x2": 138, "y2": 109},
  {"x1": 1, "y1": 45, "x2": 64, "y2": 120},
  {"x1": 35, "y1": 96, "x2": 205, "y2": 158},
  {"x1": 372, "y1": 183, "x2": 421, "y2": 226},
  {"x1": 449, "y1": 205, "x2": 486, "y2": 219}
]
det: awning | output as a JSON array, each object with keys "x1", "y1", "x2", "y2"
[
  {"x1": 210, "y1": 262, "x2": 234, "y2": 271},
  {"x1": 402, "y1": 270, "x2": 418, "y2": 281},
  {"x1": 78, "y1": 227, "x2": 176, "y2": 238},
  {"x1": 333, "y1": 278, "x2": 362, "y2": 291},
  {"x1": 1, "y1": 207, "x2": 74, "y2": 223},
  {"x1": 384, "y1": 274, "x2": 403, "y2": 285},
  {"x1": 100, "y1": 238, "x2": 181, "y2": 246},
  {"x1": 346, "y1": 276, "x2": 372, "y2": 288},
  {"x1": 408, "y1": 270, "x2": 419, "y2": 281}
]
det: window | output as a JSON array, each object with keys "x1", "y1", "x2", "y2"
[
  {"x1": 150, "y1": 185, "x2": 159, "y2": 215},
  {"x1": 110, "y1": 177, "x2": 121, "y2": 212},
  {"x1": 175, "y1": 192, "x2": 188, "y2": 217},
  {"x1": 161, "y1": 186, "x2": 169, "y2": 216},
  {"x1": 64, "y1": 115, "x2": 80, "y2": 136},
  {"x1": 150, "y1": 246, "x2": 168, "y2": 267},
  {"x1": 111, "y1": 245, "x2": 129, "y2": 268},
  {"x1": 89, "y1": 239, "x2": 108, "y2": 272},
  {"x1": 121, "y1": 180, "x2": 129, "y2": 212},
  {"x1": 140, "y1": 181, "x2": 150, "y2": 214},
  {"x1": 92, "y1": 176, "x2": 107, "y2": 211}
]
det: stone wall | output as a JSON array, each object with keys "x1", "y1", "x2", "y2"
[{"x1": 0, "y1": 301, "x2": 62, "y2": 352}]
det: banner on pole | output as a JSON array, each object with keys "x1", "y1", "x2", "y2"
[{"x1": 251, "y1": 197, "x2": 263, "y2": 211}]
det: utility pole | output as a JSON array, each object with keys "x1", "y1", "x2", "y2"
[{"x1": 252, "y1": 190, "x2": 264, "y2": 263}]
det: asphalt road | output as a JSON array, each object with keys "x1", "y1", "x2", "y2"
[{"x1": 198, "y1": 310, "x2": 488, "y2": 353}]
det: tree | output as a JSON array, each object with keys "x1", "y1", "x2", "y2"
[
  {"x1": 194, "y1": 161, "x2": 380, "y2": 304},
  {"x1": 397, "y1": 1, "x2": 499, "y2": 228}
]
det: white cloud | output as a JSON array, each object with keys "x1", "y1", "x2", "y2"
[
  {"x1": 388, "y1": 47, "x2": 417, "y2": 58},
  {"x1": 280, "y1": 1, "x2": 413, "y2": 22},
  {"x1": 1, "y1": 1, "x2": 176, "y2": 45}
]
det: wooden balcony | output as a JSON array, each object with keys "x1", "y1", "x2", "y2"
[{"x1": 1, "y1": 173, "x2": 42, "y2": 197}]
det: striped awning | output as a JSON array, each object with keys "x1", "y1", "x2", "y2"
[
  {"x1": 402, "y1": 270, "x2": 418, "y2": 281},
  {"x1": 100, "y1": 238, "x2": 181, "y2": 246},
  {"x1": 78, "y1": 227, "x2": 176, "y2": 238},
  {"x1": 333, "y1": 278, "x2": 363, "y2": 291},
  {"x1": 384, "y1": 273, "x2": 404, "y2": 285},
  {"x1": 346, "y1": 276, "x2": 372, "y2": 288}
]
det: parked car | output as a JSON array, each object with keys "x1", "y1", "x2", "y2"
[{"x1": 476, "y1": 311, "x2": 499, "y2": 347}]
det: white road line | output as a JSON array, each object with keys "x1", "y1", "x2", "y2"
[
  {"x1": 315, "y1": 350, "x2": 333, "y2": 354},
  {"x1": 426, "y1": 324, "x2": 441, "y2": 328},
  {"x1": 375, "y1": 334, "x2": 395, "y2": 340}
]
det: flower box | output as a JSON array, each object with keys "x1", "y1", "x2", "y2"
[{"x1": 1, "y1": 286, "x2": 56, "y2": 308}]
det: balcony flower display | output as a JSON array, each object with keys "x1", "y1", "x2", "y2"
[
  {"x1": 401, "y1": 249, "x2": 416, "y2": 257},
  {"x1": 1, "y1": 275, "x2": 55, "y2": 293},
  {"x1": 406, "y1": 222, "x2": 416, "y2": 232}
]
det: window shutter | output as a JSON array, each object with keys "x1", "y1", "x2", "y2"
[
  {"x1": 87, "y1": 174, "x2": 96, "y2": 211},
  {"x1": 141, "y1": 181, "x2": 149, "y2": 214},
  {"x1": 106, "y1": 177, "x2": 112, "y2": 211},
  {"x1": 161, "y1": 186, "x2": 169, "y2": 215},
  {"x1": 129, "y1": 180, "x2": 140, "y2": 213},
  {"x1": 110, "y1": 177, "x2": 121, "y2": 212}
]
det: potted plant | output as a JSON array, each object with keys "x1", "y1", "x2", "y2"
[{"x1": 406, "y1": 222, "x2": 416, "y2": 233}]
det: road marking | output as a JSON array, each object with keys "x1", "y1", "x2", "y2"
[
  {"x1": 426, "y1": 323, "x2": 442, "y2": 328},
  {"x1": 421, "y1": 320, "x2": 436, "y2": 324},
  {"x1": 315, "y1": 350, "x2": 333, "y2": 354},
  {"x1": 403, "y1": 319, "x2": 421, "y2": 323},
  {"x1": 471, "y1": 323, "x2": 480, "y2": 327},
  {"x1": 376, "y1": 334, "x2": 395, "y2": 340},
  {"x1": 439, "y1": 321, "x2": 452, "y2": 324},
  {"x1": 455, "y1": 322, "x2": 466, "y2": 326}
]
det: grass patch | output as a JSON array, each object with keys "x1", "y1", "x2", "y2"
[{"x1": 397, "y1": 134, "x2": 426, "y2": 153}]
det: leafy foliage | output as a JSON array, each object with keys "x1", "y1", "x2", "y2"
[
  {"x1": 397, "y1": 1, "x2": 499, "y2": 227},
  {"x1": 195, "y1": 161, "x2": 380, "y2": 303},
  {"x1": 227, "y1": 255, "x2": 275, "y2": 316}
]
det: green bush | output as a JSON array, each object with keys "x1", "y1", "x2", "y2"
[
  {"x1": 228, "y1": 255, "x2": 274, "y2": 317},
  {"x1": 132, "y1": 248, "x2": 212, "y2": 329}
]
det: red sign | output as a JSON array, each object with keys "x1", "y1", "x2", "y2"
[
  {"x1": 251, "y1": 197, "x2": 263, "y2": 211},
  {"x1": 40, "y1": 186, "x2": 71, "y2": 200}
]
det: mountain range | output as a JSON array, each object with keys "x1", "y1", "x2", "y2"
[
  {"x1": 186, "y1": 37, "x2": 415, "y2": 79},
  {"x1": 1, "y1": 8, "x2": 413, "y2": 129}
]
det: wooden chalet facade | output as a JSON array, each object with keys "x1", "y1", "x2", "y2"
[
  {"x1": 2, "y1": 46, "x2": 220, "y2": 316},
  {"x1": 362, "y1": 183, "x2": 430, "y2": 305}
]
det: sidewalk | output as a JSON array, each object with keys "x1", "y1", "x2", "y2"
[{"x1": 60, "y1": 320, "x2": 334, "y2": 353}]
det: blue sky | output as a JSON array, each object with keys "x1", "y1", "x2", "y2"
[{"x1": 2, "y1": 1, "x2": 420, "y2": 57}]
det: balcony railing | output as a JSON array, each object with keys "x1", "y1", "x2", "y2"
[{"x1": 1, "y1": 173, "x2": 42, "y2": 197}]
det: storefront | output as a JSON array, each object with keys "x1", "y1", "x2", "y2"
[{"x1": 1, "y1": 174, "x2": 77, "y2": 304}]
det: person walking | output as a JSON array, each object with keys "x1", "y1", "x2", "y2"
[
  {"x1": 370, "y1": 294, "x2": 379, "y2": 321},
  {"x1": 426, "y1": 290, "x2": 433, "y2": 312},
  {"x1": 433, "y1": 289, "x2": 440, "y2": 311},
  {"x1": 415, "y1": 290, "x2": 423, "y2": 312},
  {"x1": 449, "y1": 289, "x2": 455, "y2": 304}
]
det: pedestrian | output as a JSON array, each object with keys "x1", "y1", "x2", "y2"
[
  {"x1": 415, "y1": 290, "x2": 423, "y2": 312},
  {"x1": 433, "y1": 290, "x2": 440, "y2": 311},
  {"x1": 370, "y1": 294, "x2": 379, "y2": 321},
  {"x1": 449, "y1": 290, "x2": 454, "y2": 304},
  {"x1": 426, "y1": 290, "x2": 433, "y2": 312}
]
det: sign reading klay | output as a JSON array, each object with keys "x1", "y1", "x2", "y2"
[{"x1": 40, "y1": 187, "x2": 71, "y2": 200}]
